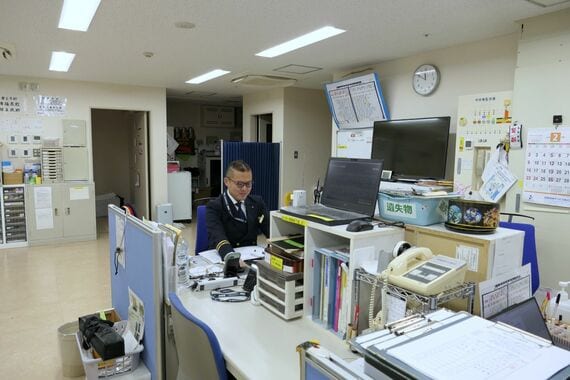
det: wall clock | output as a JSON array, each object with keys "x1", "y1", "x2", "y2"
[{"x1": 412, "y1": 64, "x2": 440, "y2": 96}]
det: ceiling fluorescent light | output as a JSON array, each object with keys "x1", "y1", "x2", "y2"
[
  {"x1": 256, "y1": 26, "x2": 346, "y2": 58},
  {"x1": 49, "y1": 51, "x2": 75, "y2": 72},
  {"x1": 58, "y1": 0, "x2": 102, "y2": 31},
  {"x1": 186, "y1": 69, "x2": 230, "y2": 84}
]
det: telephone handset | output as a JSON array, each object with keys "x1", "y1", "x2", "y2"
[
  {"x1": 384, "y1": 247, "x2": 434, "y2": 278},
  {"x1": 385, "y1": 247, "x2": 467, "y2": 296}
]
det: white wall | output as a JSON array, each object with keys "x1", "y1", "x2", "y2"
[
  {"x1": 0, "y1": 75, "x2": 167, "y2": 217},
  {"x1": 506, "y1": 8, "x2": 570, "y2": 288},
  {"x1": 331, "y1": 33, "x2": 519, "y2": 177},
  {"x1": 243, "y1": 87, "x2": 331, "y2": 205},
  {"x1": 242, "y1": 88, "x2": 285, "y2": 142},
  {"x1": 283, "y1": 87, "x2": 331, "y2": 201},
  {"x1": 242, "y1": 88, "x2": 285, "y2": 198}
]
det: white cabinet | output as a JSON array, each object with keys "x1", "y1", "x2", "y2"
[
  {"x1": 26, "y1": 183, "x2": 96, "y2": 245},
  {"x1": 167, "y1": 172, "x2": 192, "y2": 221},
  {"x1": 270, "y1": 211, "x2": 404, "y2": 337},
  {"x1": 201, "y1": 106, "x2": 235, "y2": 127}
]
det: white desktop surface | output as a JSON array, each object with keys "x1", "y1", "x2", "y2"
[{"x1": 177, "y1": 288, "x2": 358, "y2": 380}]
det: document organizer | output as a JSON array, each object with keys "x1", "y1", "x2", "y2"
[
  {"x1": 256, "y1": 260, "x2": 304, "y2": 320},
  {"x1": 358, "y1": 310, "x2": 570, "y2": 380}
]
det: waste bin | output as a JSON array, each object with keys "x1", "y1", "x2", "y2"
[{"x1": 58, "y1": 321, "x2": 85, "y2": 377}]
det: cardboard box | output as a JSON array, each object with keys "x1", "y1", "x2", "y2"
[{"x1": 3, "y1": 171, "x2": 23, "y2": 185}]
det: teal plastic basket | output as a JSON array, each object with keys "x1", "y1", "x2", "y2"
[{"x1": 378, "y1": 192, "x2": 457, "y2": 226}]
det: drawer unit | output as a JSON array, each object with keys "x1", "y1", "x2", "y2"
[{"x1": 256, "y1": 260, "x2": 304, "y2": 320}]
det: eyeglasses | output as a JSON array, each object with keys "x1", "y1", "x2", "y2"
[{"x1": 226, "y1": 178, "x2": 253, "y2": 189}]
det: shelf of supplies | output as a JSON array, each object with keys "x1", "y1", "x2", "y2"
[{"x1": 354, "y1": 269, "x2": 475, "y2": 315}]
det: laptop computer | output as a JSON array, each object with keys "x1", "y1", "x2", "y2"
[
  {"x1": 488, "y1": 297, "x2": 552, "y2": 343},
  {"x1": 280, "y1": 158, "x2": 383, "y2": 226}
]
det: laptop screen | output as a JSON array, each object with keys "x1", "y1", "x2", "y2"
[
  {"x1": 320, "y1": 158, "x2": 383, "y2": 216},
  {"x1": 488, "y1": 298, "x2": 552, "y2": 342}
]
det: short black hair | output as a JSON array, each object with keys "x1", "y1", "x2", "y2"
[{"x1": 225, "y1": 160, "x2": 251, "y2": 177}]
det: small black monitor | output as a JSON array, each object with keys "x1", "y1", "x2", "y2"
[
  {"x1": 371, "y1": 117, "x2": 450, "y2": 181},
  {"x1": 321, "y1": 158, "x2": 383, "y2": 216},
  {"x1": 488, "y1": 298, "x2": 552, "y2": 342}
]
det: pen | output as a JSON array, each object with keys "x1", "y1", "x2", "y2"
[{"x1": 552, "y1": 293, "x2": 561, "y2": 324}]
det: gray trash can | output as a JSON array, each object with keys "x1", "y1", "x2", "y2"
[{"x1": 58, "y1": 321, "x2": 85, "y2": 377}]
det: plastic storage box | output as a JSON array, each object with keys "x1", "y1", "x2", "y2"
[
  {"x1": 378, "y1": 192, "x2": 458, "y2": 226},
  {"x1": 75, "y1": 310, "x2": 144, "y2": 379},
  {"x1": 256, "y1": 260, "x2": 304, "y2": 320}
]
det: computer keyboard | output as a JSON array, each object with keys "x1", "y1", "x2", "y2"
[{"x1": 308, "y1": 204, "x2": 364, "y2": 220}]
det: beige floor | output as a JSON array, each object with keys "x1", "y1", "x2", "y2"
[{"x1": 0, "y1": 217, "x2": 196, "y2": 379}]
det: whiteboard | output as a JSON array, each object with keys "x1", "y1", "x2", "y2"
[{"x1": 336, "y1": 128, "x2": 373, "y2": 158}]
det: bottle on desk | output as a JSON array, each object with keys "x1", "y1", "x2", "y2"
[
  {"x1": 176, "y1": 238, "x2": 190, "y2": 289},
  {"x1": 548, "y1": 281, "x2": 570, "y2": 324}
]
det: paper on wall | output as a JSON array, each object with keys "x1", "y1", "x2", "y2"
[
  {"x1": 492, "y1": 232, "x2": 524, "y2": 278},
  {"x1": 34, "y1": 187, "x2": 52, "y2": 209},
  {"x1": 455, "y1": 245, "x2": 479, "y2": 272},
  {"x1": 479, "y1": 158, "x2": 517, "y2": 203},
  {"x1": 69, "y1": 186, "x2": 89, "y2": 200},
  {"x1": 128, "y1": 287, "x2": 145, "y2": 343},
  {"x1": 479, "y1": 264, "x2": 531, "y2": 318}
]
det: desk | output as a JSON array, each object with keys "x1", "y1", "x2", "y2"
[{"x1": 177, "y1": 289, "x2": 358, "y2": 380}]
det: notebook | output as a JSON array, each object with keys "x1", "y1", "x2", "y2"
[
  {"x1": 280, "y1": 158, "x2": 383, "y2": 226},
  {"x1": 488, "y1": 297, "x2": 552, "y2": 342}
]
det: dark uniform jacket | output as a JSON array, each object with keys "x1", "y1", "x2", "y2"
[{"x1": 205, "y1": 192, "x2": 269, "y2": 260}]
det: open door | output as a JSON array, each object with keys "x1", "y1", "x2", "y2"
[{"x1": 130, "y1": 111, "x2": 150, "y2": 218}]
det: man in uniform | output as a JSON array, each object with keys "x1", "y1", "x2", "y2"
[{"x1": 205, "y1": 160, "x2": 269, "y2": 261}]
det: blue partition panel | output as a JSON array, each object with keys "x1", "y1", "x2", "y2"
[
  {"x1": 222, "y1": 141, "x2": 280, "y2": 210},
  {"x1": 108, "y1": 205, "x2": 163, "y2": 380}
]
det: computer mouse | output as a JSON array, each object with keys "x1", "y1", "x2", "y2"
[{"x1": 346, "y1": 220, "x2": 373, "y2": 232}]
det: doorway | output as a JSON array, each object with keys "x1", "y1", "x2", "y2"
[
  {"x1": 256, "y1": 114, "x2": 273, "y2": 142},
  {"x1": 91, "y1": 109, "x2": 150, "y2": 224}
]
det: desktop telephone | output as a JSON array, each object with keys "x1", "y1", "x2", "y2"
[
  {"x1": 368, "y1": 246, "x2": 467, "y2": 331},
  {"x1": 385, "y1": 247, "x2": 467, "y2": 296}
]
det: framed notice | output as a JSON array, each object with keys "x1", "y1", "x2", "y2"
[
  {"x1": 523, "y1": 127, "x2": 570, "y2": 208},
  {"x1": 325, "y1": 73, "x2": 389, "y2": 129}
]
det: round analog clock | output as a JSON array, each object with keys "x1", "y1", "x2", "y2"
[{"x1": 412, "y1": 64, "x2": 440, "y2": 96}]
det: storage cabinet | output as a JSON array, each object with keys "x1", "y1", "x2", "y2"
[
  {"x1": 201, "y1": 106, "x2": 235, "y2": 127},
  {"x1": 270, "y1": 211, "x2": 404, "y2": 337},
  {"x1": 2, "y1": 185, "x2": 27, "y2": 245},
  {"x1": 26, "y1": 183, "x2": 96, "y2": 245}
]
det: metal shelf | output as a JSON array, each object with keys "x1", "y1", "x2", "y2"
[{"x1": 355, "y1": 268, "x2": 475, "y2": 314}]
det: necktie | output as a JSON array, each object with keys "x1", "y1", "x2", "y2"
[{"x1": 235, "y1": 202, "x2": 246, "y2": 220}]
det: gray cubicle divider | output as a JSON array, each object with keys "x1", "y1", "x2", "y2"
[{"x1": 108, "y1": 205, "x2": 164, "y2": 380}]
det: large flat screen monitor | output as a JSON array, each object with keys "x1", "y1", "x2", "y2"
[{"x1": 371, "y1": 116, "x2": 450, "y2": 181}]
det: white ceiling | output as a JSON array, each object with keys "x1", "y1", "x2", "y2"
[{"x1": 1, "y1": 0, "x2": 570, "y2": 104}]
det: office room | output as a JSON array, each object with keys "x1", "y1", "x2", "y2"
[{"x1": 1, "y1": 1, "x2": 570, "y2": 379}]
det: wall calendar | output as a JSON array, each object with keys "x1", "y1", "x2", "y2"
[{"x1": 523, "y1": 127, "x2": 570, "y2": 208}]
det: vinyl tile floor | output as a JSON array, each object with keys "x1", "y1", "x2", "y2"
[{"x1": 0, "y1": 217, "x2": 197, "y2": 379}]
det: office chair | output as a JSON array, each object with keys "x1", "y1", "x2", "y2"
[
  {"x1": 169, "y1": 292, "x2": 228, "y2": 380},
  {"x1": 500, "y1": 213, "x2": 539, "y2": 294},
  {"x1": 195, "y1": 205, "x2": 209, "y2": 254}
]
